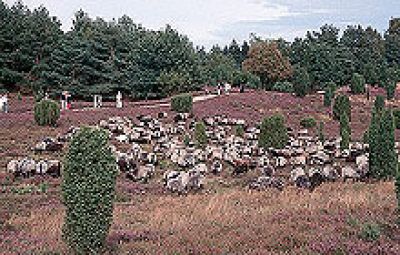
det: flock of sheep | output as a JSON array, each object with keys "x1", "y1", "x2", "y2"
[{"x1": 7, "y1": 111, "x2": 385, "y2": 194}]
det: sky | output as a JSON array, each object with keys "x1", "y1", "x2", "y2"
[{"x1": 4, "y1": 0, "x2": 400, "y2": 48}]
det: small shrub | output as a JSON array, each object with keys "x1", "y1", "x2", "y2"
[
  {"x1": 393, "y1": 109, "x2": 400, "y2": 129},
  {"x1": 318, "y1": 122, "x2": 325, "y2": 144},
  {"x1": 340, "y1": 111, "x2": 350, "y2": 150},
  {"x1": 272, "y1": 81, "x2": 294, "y2": 93},
  {"x1": 350, "y1": 73, "x2": 366, "y2": 94},
  {"x1": 359, "y1": 223, "x2": 381, "y2": 242},
  {"x1": 259, "y1": 114, "x2": 288, "y2": 149},
  {"x1": 171, "y1": 94, "x2": 193, "y2": 113},
  {"x1": 293, "y1": 66, "x2": 310, "y2": 97},
  {"x1": 396, "y1": 165, "x2": 400, "y2": 218},
  {"x1": 333, "y1": 95, "x2": 351, "y2": 121},
  {"x1": 323, "y1": 82, "x2": 336, "y2": 107},
  {"x1": 62, "y1": 127, "x2": 117, "y2": 254},
  {"x1": 17, "y1": 92, "x2": 22, "y2": 101},
  {"x1": 194, "y1": 122, "x2": 207, "y2": 148},
  {"x1": 38, "y1": 182, "x2": 49, "y2": 193},
  {"x1": 374, "y1": 95, "x2": 385, "y2": 115},
  {"x1": 300, "y1": 117, "x2": 317, "y2": 128},
  {"x1": 34, "y1": 99, "x2": 60, "y2": 126},
  {"x1": 183, "y1": 134, "x2": 191, "y2": 146},
  {"x1": 386, "y1": 80, "x2": 397, "y2": 100},
  {"x1": 235, "y1": 125, "x2": 244, "y2": 137}
]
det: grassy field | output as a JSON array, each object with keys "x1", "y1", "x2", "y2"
[{"x1": 1, "y1": 89, "x2": 400, "y2": 254}]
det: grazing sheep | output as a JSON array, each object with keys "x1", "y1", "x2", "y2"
[
  {"x1": 341, "y1": 166, "x2": 360, "y2": 182},
  {"x1": 275, "y1": 156, "x2": 287, "y2": 168},
  {"x1": 47, "y1": 160, "x2": 61, "y2": 177},
  {"x1": 211, "y1": 160, "x2": 223, "y2": 175},
  {"x1": 17, "y1": 158, "x2": 36, "y2": 178},
  {"x1": 7, "y1": 160, "x2": 19, "y2": 175},
  {"x1": 260, "y1": 164, "x2": 275, "y2": 177},
  {"x1": 290, "y1": 167, "x2": 310, "y2": 189},
  {"x1": 35, "y1": 160, "x2": 49, "y2": 175},
  {"x1": 232, "y1": 159, "x2": 250, "y2": 175},
  {"x1": 308, "y1": 168, "x2": 324, "y2": 192},
  {"x1": 322, "y1": 165, "x2": 339, "y2": 182}
]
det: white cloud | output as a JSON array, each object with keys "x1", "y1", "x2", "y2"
[{"x1": 5, "y1": 0, "x2": 297, "y2": 47}]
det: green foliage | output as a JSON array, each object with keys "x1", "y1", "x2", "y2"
[
  {"x1": 350, "y1": 73, "x2": 366, "y2": 94},
  {"x1": 235, "y1": 125, "x2": 244, "y2": 137},
  {"x1": 393, "y1": 109, "x2": 400, "y2": 129},
  {"x1": 62, "y1": 127, "x2": 117, "y2": 255},
  {"x1": 333, "y1": 95, "x2": 351, "y2": 121},
  {"x1": 17, "y1": 92, "x2": 22, "y2": 101},
  {"x1": 369, "y1": 109, "x2": 397, "y2": 179},
  {"x1": 292, "y1": 66, "x2": 310, "y2": 97},
  {"x1": 34, "y1": 99, "x2": 60, "y2": 126},
  {"x1": 374, "y1": 95, "x2": 385, "y2": 114},
  {"x1": 194, "y1": 122, "x2": 207, "y2": 148},
  {"x1": 318, "y1": 122, "x2": 325, "y2": 144},
  {"x1": 379, "y1": 109, "x2": 397, "y2": 178},
  {"x1": 272, "y1": 81, "x2": 294, "y2": 93},
  {"x1": 339, "y1": 111, "x2": 350, "y2": 150},
  {"x1": 259, "y1": 114, "x2": 289, "y2": 149},
  {"x1": 359, "y1": 223, "x2": 381, "y2": 242},
  {"x1": 396, "y1": 165, "x2": 400, "y2": 214},
  {"x1": 171, "y1": 94, "x2": 193, "y2": 113},
  {"x1": 323, "y1": 83, "x2": 336, "y2": 107},
  {"x1": 300, "y1": 117, "x2": 317, "y2": 128},
  {"x1": 386, "y1": 80, "x2": 397, "y2": 100},
  {"x1": 243, "y1": 41, "x2": 293, "y2": 90},
  {"x1": 183, "y1": 134, "x2": 191, "y2": 146}
]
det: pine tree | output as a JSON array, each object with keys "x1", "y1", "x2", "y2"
[
  {"x1": 369, "y1": 109, "x2": 382, "y2": 178},
  {"x1": 379, "y1": 109, "x2": 397, "y2": 178},
  {"x1": 340, "y1": 111, "x2": 350, "y2": 150},
  {"x1": 374, "y1": 95, "x2": 385, "y2": 115}
]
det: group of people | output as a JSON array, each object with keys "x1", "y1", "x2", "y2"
[{"x1": 0, "y1": 94, "x2": 8, "y2": 113}]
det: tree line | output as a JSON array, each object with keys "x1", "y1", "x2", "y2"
[{"x1": 0, "y1": 1, "x2": 399, "y2": 100}]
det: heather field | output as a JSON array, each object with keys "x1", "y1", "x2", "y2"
[{"x1": 1, "y1": 90, "x2": 400, "y2": 254}]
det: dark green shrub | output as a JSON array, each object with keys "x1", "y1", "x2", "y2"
[
  {"x1": 350, "y1": 73, "x2": 366, "y2": 94},
  {"x1": 194, "y1": 122, "x2": 207, "y2": 148},
  {"x1": 300, "y1": 117, "x2": 317, "y2": 128},
  {"x1": 374, "y1": 95, "x2": 385, "y2": 114},
  {"x1": 17, "y1": 92, "x2": 22, "y2": 101},
  {"x1": 171, "y1": 94, "x2": 193, "y2": 113},
  {"x1": 183, "y1": 134, "x2": 191, "y2": 146},
  {"x1": 359, "y1": 223, "x2": 381, "y2": 242},
  {"x1": 235, "y1": 125, "x2": 244, "y2": 137},
  {"x1": 62, "y1": 127, "x2": 117, "y2": 254},
  {"x1": 393, "y1": 109, "x2": 400, "y2": 129},
  {"x1": 323, "y1": 82, "x2": 336, "y2": 107},
  {"x1": 293, "y1": 66, "x2": 310, "y2": 97},
  {"x1": 386, "y1": 80, "x2": 397, "y2": 100},
  {"x1": 396, "y1": 165, "x2": 400, "y2": 217},
  {"x1": 333, "y1": 95, "x2": 351, "y2": 121},
  {"x1": 259, "y1": 114, "x2": 288, "y2": 149},
  {"x1": 272, "y1": 81, "x2": 294, "y2": 93},
  {"x1": 34, "y1": 99, "x2": 60, "y2": 126},
  {"x1": 340, "y1": 111, "x2": 350, "y2": 150},
  {"x1": 318, "y1": 122, "x2": 325, "y2": 144}
]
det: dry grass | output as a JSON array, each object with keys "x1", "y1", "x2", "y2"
[{"x1": 2, "y1": 181, "x2": 398, "y2": 254}]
